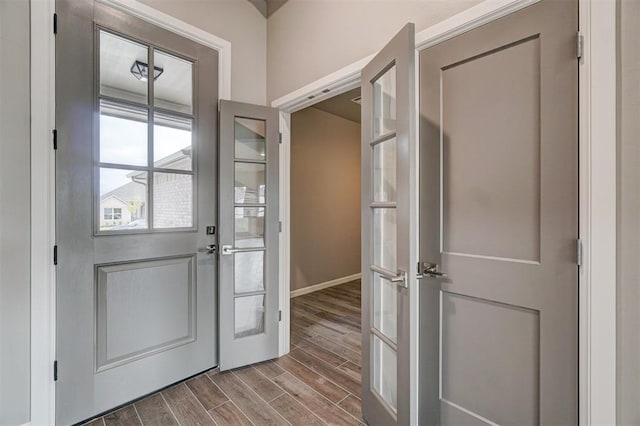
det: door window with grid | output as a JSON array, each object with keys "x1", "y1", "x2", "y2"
[{"x1": 97, "y1": 30, "x2": 195, "y2": 233}]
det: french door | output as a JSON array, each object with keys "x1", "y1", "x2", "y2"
[
  {"x1": 361, "y1": 23, "x2": 419, "y2": 426},
  {"x1": 218, "y1": 100, "x2": 280, "y2": 371}
]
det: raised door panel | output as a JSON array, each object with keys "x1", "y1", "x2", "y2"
[{"x1": 419, "y1": 1, "x2": 578, "y2": 424}]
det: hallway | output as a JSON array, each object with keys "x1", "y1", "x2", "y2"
[{"x1": 84, "y1": 281, "x2": 363, "y2": 425}]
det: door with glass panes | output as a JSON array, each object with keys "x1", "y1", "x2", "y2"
[
  {"x1": 55, "y1": 1, "x2": 219, "y2": 423},
  {"x1": 218, "y1": 101, "x2": 280, "y2": 371},
  {"x1": 361, "y1": 23, "x2": 419, "y2": 426}
]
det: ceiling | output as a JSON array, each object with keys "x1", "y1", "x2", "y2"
[
  {"x1": 100, "y1": 31, "x2": 192, "y2": 112},
  {"x1": 312, "y1": 88, "x2": 362, "y2": 123},
  {"x1": 247, "y1": 0, "x2": 288, "y2": 18}
]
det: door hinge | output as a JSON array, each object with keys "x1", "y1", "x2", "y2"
[
  {"x1": 53, "y1": 245, "x2": 58, "y2": 265},
  {"x1": 576, "y1": 31, "x2": 584, "y2": 60},
  {"x1": 278, "y1": 310, "x2": 282, "y2": 321},
  {"x1": 52, "y1": 129, "x2": 58, "y2": 150},
  {"x1": 576, "y1": 238, "x2": 583, "y2": 267},
  {"x1": 279, "y1": 133, "x2": 282, "y2": 144},
  {"x1": 53, "y1": 13, "x2": 58, "y2": 35},
  {"x1": 279, "y1": 221, "x2": 282, "y2": 232},
  {"x1": 53, "y1": 360, "x2": 58, "y2": 381}
]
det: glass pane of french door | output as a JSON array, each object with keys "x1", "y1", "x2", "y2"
[
  {"x1": 219, "y1": 101, "x2": 280, "y2": 371},
  {"x1": 361, "y1": 23, "x2": 417, "y2": 426},
  {"x1": 369, "y1": 64, "x2": 399, "y2": 414}
]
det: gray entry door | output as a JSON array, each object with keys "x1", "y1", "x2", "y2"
[
  {"x1": 55, "y1": 1, "x2": 219, "y2": 424},
  {"x1": 419, "y1": 1, "x2": 578, "y2": 424},
  {"x1": 218, "y1": 100, "x2": 280, "y2": 371},
  {"x1": 361, "y1": 24, "x2": 419, "y2": 426}
]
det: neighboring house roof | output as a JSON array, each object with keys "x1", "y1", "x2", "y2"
[
  {"x1": 101, "y1": 194, "x2": 129, "y2": 206},
  {"x1": 101, "y1": 181, "x2": 146, "y2": 203},
  {"x1": 154, "y1": 147, "x2": 192, "y2": 170},
  {"x1": 101, "y1": 148, "x2": 192, "y2": 202}
]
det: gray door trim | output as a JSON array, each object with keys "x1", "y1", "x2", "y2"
[
  {"x1": 361, "y1": 23, "x2": 416, "y2": 426},
  {"x1": 219, "y1": 100, "x2": 280, "y2": 370}
]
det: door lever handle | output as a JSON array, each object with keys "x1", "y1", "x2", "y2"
[
  {"x1": 381, "y1": 274, "x2": 405, "y2": 283},
  {"x1": 221, "y1": 245, "x2": 265, "y2": 256},
  {"x1": 378, "y1": 270, "x2": 408, "y2": 288},
  {"x1": 198, "y1": 244, "x2": 217, "y2": 255},
  {"x1": 418, "y1": 262, "x2": 448, "y2": 279}
]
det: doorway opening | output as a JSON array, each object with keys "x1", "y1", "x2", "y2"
[{"x1": 288, "y1": 88, "x2": 364, "y2": 421}]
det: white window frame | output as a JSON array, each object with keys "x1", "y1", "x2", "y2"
[
  {"x1": 103, "y1": 207, "x2": 122, "y2": 221},
  {"x1": 273, "y1": 0, "x2": 617, "y2": 424}
]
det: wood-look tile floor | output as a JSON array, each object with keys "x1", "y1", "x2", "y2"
[{"x1": 84, "y1": 280, "x2": 363, "y2": 426}]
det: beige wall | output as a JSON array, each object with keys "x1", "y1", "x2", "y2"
[
  {"x1": 140, "y1": 0, "x2": 267, "y2": 104},
  {"x1": 617, "y1": 0, "x2": 640, "y2": 423},
  {"x1": 291, "y1": 107, "x2": 361, "y2": 291},
  {"x1": 0, "y1": 0, "x2": 31, "y2": 424},
  {"x1": 267, "y1": 0, "x2": 482, "y2": 102}
]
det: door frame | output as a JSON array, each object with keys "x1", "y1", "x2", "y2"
[
  {"x1": 29, "y1": 0, "x2": 232, "y2": 423},
  {"x1": 272, "y1": 0, "x2": 617, "y2": 424}
]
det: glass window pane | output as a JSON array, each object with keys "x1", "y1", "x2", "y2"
[
  {"x1": 373, "y1": 65, "x2": 396, "y2": 139},
  {"x1": 234, "y1": 251, "x2": 264, "y2": 294},
  {"x1": 235, "y1": 207, "x2": 265, "y2": 248},
  {"x1": 372, "y1": 334, "x2": 398, "y2": 413},
  {"x1": 99, "y1": 100, "x2": 148, "y2": 167},
  {"x1": 235, "y1": 163, "x2": 266, "y2": 204},
  {"x1": 373, "y1": 137, "x2": 397, "y2": 202},
  {"x1": 153, "y1": 172, "x2": 193, "y2": 228},
  {"x1": 235, "y1": 117, "x2": 266, "y2": 161},
  {"x1": 235, "y1": 294, "x2": 265, "y2": 338},
  {"x1": 373, "y1": 208, "x2": 397, "y2": 271},
  {"x1": 373, "y1": 273, "x2": 397, "y2": 344},
  {"x1": 154, "y1": 50, "x2": 193, "y2": 114},
  {"x1": 99, "y1": 168, "x2": 148, "y2": 231},
  {"x1": 154, "y1": 113, "x2": 193, "y2": 171},
  {"x1": 100, "y1": 31, "x2": 148, "y2": 105}
]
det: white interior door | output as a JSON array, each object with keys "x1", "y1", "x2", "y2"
[
  {"x1": 218, "y1": 100, "x2": 281, "y2": 371},
  {"x1": 360, "y1": 23, "x2": 419, "y2": 426}
]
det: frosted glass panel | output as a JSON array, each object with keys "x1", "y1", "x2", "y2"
[
  {"x1": 234, "y1": 251, "x2": 264, "y2": 294},
  {"x1": 373, "y1": 334, "x2": 398, "y2": 413},
  {"x1": 373, "y1": 273, "x2": 397, "y2": 343},
  {"x1": 235, "y1": 117, "x2": 266, "y2": 161},
  {"x1": 99, "y1": 31, "x2": 148, "y2": 105},
  {"x1": 235, "y1": 207, "x2": 265, "y2": 248},
  {"x1": 99, "y1": 100, "x2": 148, "y2": 167},
  {"x1": 373, "y1": 137, "x2": 397, "y2": 202},
  {"x1": 154, "y1": 50, "x2": 193, "y2": 114},
  {"x1": 235, "y1": 295, "x2": 265, "y2": 338},
  {"x1": 153, "y1": 173, "x2": 193, "y2": 228},
  {"x1": 235, "y1": 163, "x2": 266, "y2": 204},
  {"x1": 372, "y1": 66, "x2": 396, "y2": 138},
  {"x1": 373, "y1": 208, "x2": 397, "y2": 271}
]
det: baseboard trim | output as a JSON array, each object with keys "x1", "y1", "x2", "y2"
[{"x1": 290, "y1": 273, "x2": 361, "y2": 298}]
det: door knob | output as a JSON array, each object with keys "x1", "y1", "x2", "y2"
[{"x1": 198, "y1": 244, "x2": 217, "y2": 254}]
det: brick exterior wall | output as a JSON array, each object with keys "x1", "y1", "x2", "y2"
[{"x1": 153, "y1": 173, "x2": 193, "y2": 228}]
